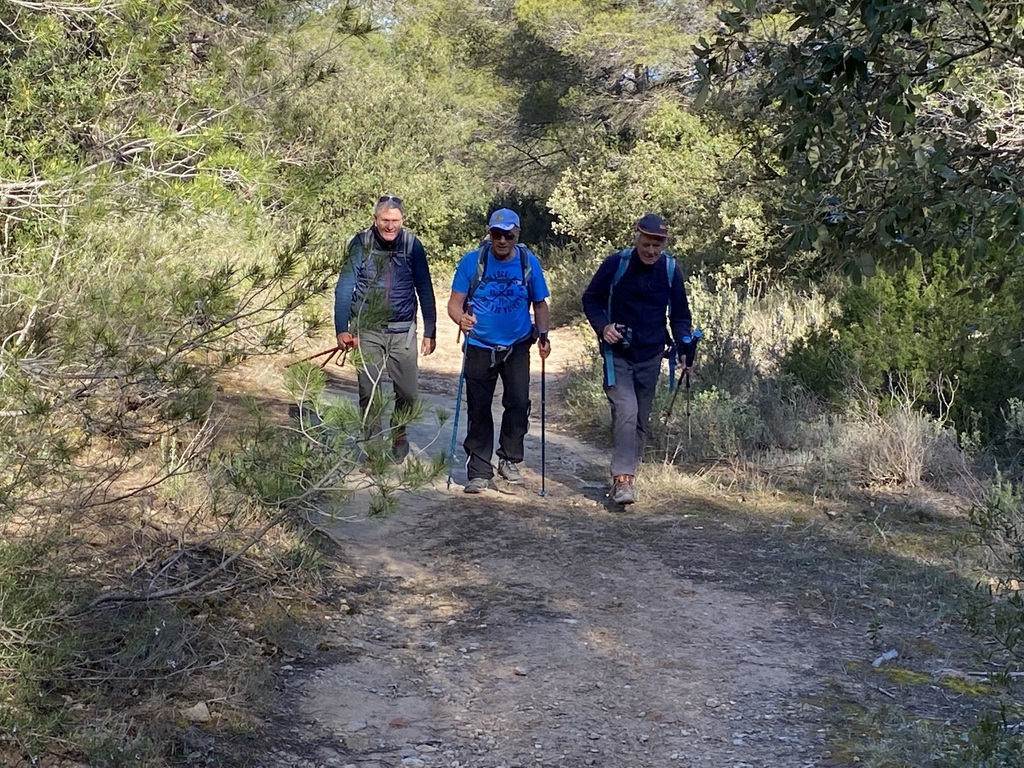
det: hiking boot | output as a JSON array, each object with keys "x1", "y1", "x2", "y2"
[
  {"x1": 464, "y1": 477, "x2": 489, "y2": 494},
  {"x1": 497, "y1": 459, "x2": 524, "y2": 484},
  {"x1": 392, "y1": 434, "x2": 410, "y2": 463},
  {"x1": 611, "y1": 474, "x2": 637, "y2": 505}
]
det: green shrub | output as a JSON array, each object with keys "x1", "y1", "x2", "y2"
[
  {"x1": 956, "y1": 476, "x2": 1024, "y2": 766},
  {"x1": 542, "y1": 243, "x2": 600, "y2": 329},
  {"x1": 966, "y1": 473, "x2": 1024, "y2": 661},
  {"x1": 783, "y1": 255, "x2": 1024, "y2": 441},
  {"x1": 0, "y1": 540, "x2": 72, "y2": 755},
  {"x1": 951, "y1": 710, "x2": 1024, "y2": 768}
]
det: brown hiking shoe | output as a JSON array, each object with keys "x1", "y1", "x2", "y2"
[{"x1": 611, "y1": 474, "x2": 637, "y2": 505}]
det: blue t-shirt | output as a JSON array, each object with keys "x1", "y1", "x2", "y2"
[{"x1": 452, "y1": 245, "x2": 551, "y2": 348}]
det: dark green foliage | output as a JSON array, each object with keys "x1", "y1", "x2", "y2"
[
  {"x1": 697, "y1": 0, "x2": 1024, "y2": 277},
  {"x1": 783, "y1": 255, "x2": 1024, "y2": 438},
  {"x1": 0, "y1": 539, "x2": 79, "y2": 755},
  {"x1": 966, "y1": 475, "x2": 1024, "y2": 659},
  {"x1": 951, "y1": 710, "x2": 1024, "y2": 768},
  {"x1": 959, "y1": 476, "x2": 1024, "y2": 765}
]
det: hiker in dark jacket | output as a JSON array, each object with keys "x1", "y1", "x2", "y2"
[
  {"x1": 334, "y1": 195, "x2": 436, "y2": 461},
  {"x1": 446, "y1": 208, "x2": 551, "y2": 494},
  {"x1": 582, "y1": 213, "x2": 693, "y2": 505}
]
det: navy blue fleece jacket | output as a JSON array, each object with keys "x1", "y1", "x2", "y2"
[
  {"x1": 581, "y1": 249, "x2": 691, "y2": 363},
  {"x1": 334, "y1": 227, "x2": 437, "y2": 338}
]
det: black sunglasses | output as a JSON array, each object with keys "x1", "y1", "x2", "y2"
[
  {"x1": 377, "y1": 194, "x2": 403, "y2": 208},
  {"x1": 489, "y1": 229, "x2": 516, "y2": 241}
]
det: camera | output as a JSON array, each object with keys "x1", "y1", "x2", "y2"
[{"x1": 614, "y1": 324, "x2": 633, "y2": 349}]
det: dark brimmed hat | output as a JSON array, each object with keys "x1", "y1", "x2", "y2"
[{"x1": 636, "y1": 213, "x2": 668, "y2": 238}]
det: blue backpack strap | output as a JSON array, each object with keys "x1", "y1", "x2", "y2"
[
  {"x1": 351, "y1": 228, "x2": 371, "y2": 271},
  {"x1": 604, "y1": 249, "x2": 632, "y2": 387},
  {"x1": 606, "y1": 249, "x2": 632, "y2": 321},
  {"x1": 665, "y1": 253, "x2": 675, "y2": 315},
  {"x1": 465, "y1": 242, "x2": 490, "y2": 308},
  {"x1": 519, "y1": 244, "x2": 533, "y2": 303},
  {"x1": 663, "y1": 256, "x2": 679, "y2": 387}
]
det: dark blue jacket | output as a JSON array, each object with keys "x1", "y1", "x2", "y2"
[
  {"x1": 334, "y1": 227, "x2": 437, "y2": 338},
  {"x1": 582, "y1": 249, "x2": 691, "y2": 363}
]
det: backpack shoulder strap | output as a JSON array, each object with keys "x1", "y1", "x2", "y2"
[
  {"x1": 348, "y1": 228, "x2": 372, "y2": 273},
  {"x1": 466, "y1": 243, "x2": 490, "y2": 307},
  {"x1": 468, "y1": 243, "x2": 535, "y2": 303},
  {"x1": 518, "y1": 244, "x2": 534, "y2": 303},
  {"x1": 607, "y1": 249, "x2": 632, "y2": 321},
  {"x1": 665, "y1": 253, "x2": 676, "y2": 316}
]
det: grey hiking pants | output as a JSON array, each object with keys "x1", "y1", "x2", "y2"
[
  {"x1": 605, "y1": 352, "x2": 662, "y2": 477},
  {"x1": 356, "y1": 325, "x2": 418, "y2": 440}
]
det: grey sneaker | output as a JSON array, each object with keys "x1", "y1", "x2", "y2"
[
  {"x1": 498, "y1": 459, "x2": 524, "y2": 484},
  {"x1": 464, "y1": 477, "x2": 489, "y2": 494},
  {"x1": 611, "y1": 475, "x2": 637, "y2": 505}
]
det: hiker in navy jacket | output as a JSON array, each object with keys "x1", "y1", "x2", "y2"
[
  {"x1": 334, "y1": 195, "x2": 437, "y2": 461},
  {"x1": 582, "y1": 213, "x2": 693, "y2": 505}
]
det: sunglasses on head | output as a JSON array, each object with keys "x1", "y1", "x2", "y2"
[
  {"x1": 489, "y1": 229, "x2": 516, "y2": 241},
  {"x1": 377, "y1": 194, "x2": 403, "y2": 208}
]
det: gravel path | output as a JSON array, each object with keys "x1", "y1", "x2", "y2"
[{"x1": 253, "y1": 327, "x2": 856, "y2": 768}]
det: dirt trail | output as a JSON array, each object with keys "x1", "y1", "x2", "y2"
[{"x1": 255, "y1": 326, "x2": 853, "y2": 768}]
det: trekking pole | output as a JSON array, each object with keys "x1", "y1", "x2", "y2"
[
  {"x1": 540, "y1": 353, "x2": 547, "y2": 498},
  {"x1": 447, "y1": 344, "x2": 467, "y2": 490},
  {"x1": 664, "y1": 366, "x2": 687, "y2": 421},
  {"x1": 685, "y1": 370, "x2": 692, "y2": 442},
  {"x1": 447, "y1": 304, "x2": 472, "y2": 489},
  {"x1": 663, "y1": 330, "x2": 702, "y2": 421},
  {"x1": 288, "y1": 345, "x2": 339, "y2": 367}
]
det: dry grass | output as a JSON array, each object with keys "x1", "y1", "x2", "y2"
[{"x1": 0, "y1": 344, "x2": 349, "y2": 766}]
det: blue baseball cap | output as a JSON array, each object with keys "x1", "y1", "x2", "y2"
[
  {"x1": 636, "y1": 213, "x2": 668, "y2": 238},
  {"x1": 488, "y1": 208, "x2": 520, "y2": 231}
]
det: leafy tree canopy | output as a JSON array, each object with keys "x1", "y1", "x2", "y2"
[
  {"x1": 695, "y1": 0, "x2": 1024, "y2": 282},
  {"x1": 548, "y1": 98, "x2": 779, "y2": 265}
]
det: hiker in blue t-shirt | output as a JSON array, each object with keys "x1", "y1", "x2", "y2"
[
  {"x1": 446, "y1": 209, "x2": 552, "y2": 494},
  {"x1": 582, "y1": 213, "x2": 694, "y2": 506}
]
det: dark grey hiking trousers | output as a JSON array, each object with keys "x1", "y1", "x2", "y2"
[{"x1": 604, "y1": 352, "x2": 662, "y2": 477}]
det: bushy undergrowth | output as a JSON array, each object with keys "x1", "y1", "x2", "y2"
[
  {"x1": 966, "y1": 475, "x2": 1024, "y2": 660},
  {"x1": 229, "y1": 362, "x2": 448, "y2": 517},
  {"x1": 564, "y1": 268, "x2": 982, "y2": 490},
  {"x1": 543, "y1": 243, "x2": 602, "y2": 329},
  {"x1": 562, "y1": 267, "x2": 1024, "y2": 763},
  {"x1": 783, "y1": 254, "x2": 1024, "y2": 444}
]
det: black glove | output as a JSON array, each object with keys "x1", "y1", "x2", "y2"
[{"x1": 678, "y1": 330, "x2": 702, "y2": 368}]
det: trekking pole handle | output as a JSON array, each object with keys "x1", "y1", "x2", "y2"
[{"x1": 457, "y1": 301, "x2": 475, "y2": 344}]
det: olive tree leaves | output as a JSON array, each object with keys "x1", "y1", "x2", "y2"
[{"x1": 694, "y1": 0, "x2": 1024, "y2": 279}]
